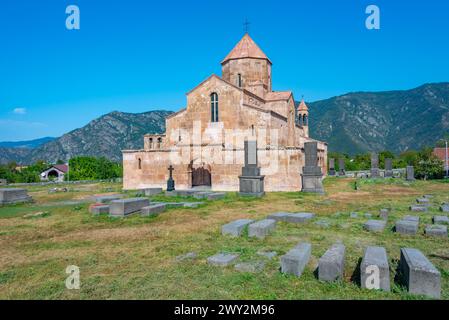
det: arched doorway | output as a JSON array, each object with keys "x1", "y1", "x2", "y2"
[
  {"x1": 191, "y1": 164, "x2": 211, "y2": 187},
  {"x1": 47, "y1": 170, "x2": 60, "y2": 180}
]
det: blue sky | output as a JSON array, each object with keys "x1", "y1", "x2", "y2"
[{"x1": 0, "y1": 0, "x2": 448, "y2": 141}]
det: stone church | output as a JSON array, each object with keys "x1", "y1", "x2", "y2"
[{"x1": 123, "y1": 34, "x2": 327, "y2": 191}]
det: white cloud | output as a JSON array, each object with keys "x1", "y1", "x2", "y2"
[{"x1": 13, "y1": 108, "x2": 27, "y2": 115}]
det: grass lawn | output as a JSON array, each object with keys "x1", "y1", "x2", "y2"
[{"x1": 0, "y1": 178, "x2": 448, "y2": 300}]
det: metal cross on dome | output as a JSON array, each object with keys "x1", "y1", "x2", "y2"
[{"x1": 243, "y1": 18, "x2": 251, "y2": 34}]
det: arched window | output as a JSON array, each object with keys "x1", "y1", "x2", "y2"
[
  {"x1": 303, "y1": 115, "x2": 308, "y2": 126},
  {"x1": 157, "y1": 137, "x2": 162, "y2": 149},
  {"x1": 149, "y1": 138, "x2": 153, "y2": 149},
  {"x1": 237, "y1": 74, "x2": 242, "y2": 87},
  {"x1": 138, "y1": 158, "x2": 142, "y2": 170},
  {"x1": 211, "y1": 93, "x2": 219, "y2": 122}
]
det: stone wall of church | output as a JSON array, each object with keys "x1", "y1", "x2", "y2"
[{"x1": 123, "y1": 143, "x2": 327, "y2": 192}]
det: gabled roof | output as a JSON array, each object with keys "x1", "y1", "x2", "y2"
[
  {"x1": 221, "y1": 33, "x2": 271, "y2": 64},
  {"x1": 298, "y1": 99, "x2": 308, "y2": 111},
  {"x1": 265, "y1": 91, "x2": 292, "y2": 101},
  {"x1": 186, "y1": 74, "x2": 243, "y2": 96}
]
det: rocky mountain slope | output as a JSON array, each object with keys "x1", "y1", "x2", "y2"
[{"x1": 308, "y1": 82, "x2": 449, "y2": 154}]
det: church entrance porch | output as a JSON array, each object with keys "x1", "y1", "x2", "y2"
[{"x1": 191, "y1": 164, "x2": 212, "y2": 187}]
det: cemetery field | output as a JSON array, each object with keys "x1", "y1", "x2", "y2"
[{"x1": 0, "y1": 178, "x2": 448, "y2": 300}]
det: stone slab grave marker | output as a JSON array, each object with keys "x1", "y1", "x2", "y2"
[
  {"x1": 207, "y1": 253, "x2": 239, "y2": 267},
  {"x1": 363, "y1": 220, "x2": 387, "y2": 232},
  {"x1": 403, "y1": 215, "x2": 420, "y2": 222},
  {"x1": 425, "y1": 225, "x2": 447, "y2": 237},
  {"x1": 318, "y1": 243, "x2": 346, "y2": 282},
  {"x1": 384, "y1": 158, "x2": 393, "y2": 178},
  {"x1": 370, "y1": 152, "x2": 380, "y2": 178},
  {"x1": 193, "y1": 192, "x2": 213, "y2": 199},
  {"x1": 400, "y1": 248, "x2": 441, "y2": 299},
  {"x1": 248, "y1": 219, "x2": 276, "y2": 239},
  {"x1": 284, "y1": 212, "x2": 315, "y2": 224},
  {"x1": 0, "y1": 188, "x2": 32, "y2": 205},
  {"x1": 144, "y1": 188, "x2": 163, "y2": 196},
  {"x1": 109, "y1": 198, "x2": 150, "y2": 217},
  {"x1": 235, "y1": 261, "x2": 265, "y2": 273},
  {"x1": 395, "y1": 219, "x2": 419, "y2": 235},
  {"x1": 439, "y1": 203, "x2": 449, "y2": 213},
  {"x1": 206, "y1": 192, "x2": 226, "y2": 200},
  {"x1": 416, "y1": 198, "x2": 430, "y2": 205},
  {"x1": 95, "y1": 194, "x2": 124, "y2": 204},
  {"x1": 281, "y1": 242, "x2": 312, "y2": 277},
  {"x1": 433, "y1": 215, "x2": 449, "y2": 225},
  {"x1": 221, "y1": 219, "x2": 254, "y2": 237},
  {"x1": 328, "y1": 158, "x2": 336, "y2": 176},
  {"x1": 338, "y1": 158, "x2": 346, "y2": 176},
  {"x1": 141, "y1": 203, "x2": 166, "y2": 217},
  {"x1": 239, "y1": 139, "x2": 265, "y2": 197},
  {"x1": 89, "y1": 204, "x2": 110, "y2": 215},
  {"x1": 301, "y1": 142, "x2": 324, "y2": 194},
  {"x1": 410, "y1": 205, "x2": 428, "y2": 212},
  {"x1": 267, "y1": 212, "x2": 291, "y2": 222},
  {"x1": 361, "y1": 246, "x2": 390, "y2": 292},
  {"x1": 406, "y1": 166, "x2": 415, "y2": 181}
]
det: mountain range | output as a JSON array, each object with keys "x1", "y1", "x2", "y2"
[{"x1": 1, "y1": 83, "x2": 448, "y2": 164}]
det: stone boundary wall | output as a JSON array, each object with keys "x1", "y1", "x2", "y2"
[{"x1": 4, "y1": 178, "x2": 123, "y2": 187}]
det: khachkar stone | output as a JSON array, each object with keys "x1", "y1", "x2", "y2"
[
  {"x1": 338, "y1": 158, "x2": 346, "y2": 176},
  {"x1": 328, "y1": 158, "x2": 336, "y2": 176},
  {"x1": 384, "y1": 158, "x2": 393, "y2": 178},
  {"x1": 406, "y1": 166, "x2": 415, "y2": 181},
  {"x1": 239, "y1": 140, "x2": 265, "y2": 197},
  {"x1": 0, "y1": 188, "x2": 32, "y2": 205},
  {"x1": 301, "y1": 142, "x2": 324, "y2": 194},
  {"x1": 167, "y1": 165, "x2": 175, "y2": 191},
  {"x1": 370, "y1": 152, "x2": 380, "y2": 178}
]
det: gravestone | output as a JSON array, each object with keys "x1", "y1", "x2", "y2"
[
  {"x1": 318, "y1": 243, "x2": 346, "y2": 282},
  {"x1": 328, "y1": 158, "x2": 336, "y2": 176},
  {"x1": 257, "y1": 251, "x2": 277, "y2": 259},
  {"x1": 301, "y1": 142, "x2": 324, "y2": 194},
  {"x1": 167, "y1": 165, "x2": 175, "y2": 191},
  {"x1": 239, "y1": 140, "x2": 265, "y2": 197},
  {"x1": 400, "y1": 248, "x2": 441, "y2": 299},
  {"x1": 406, "y1": 166, "x2": 415, "y2": 181},
  {"x1": 363, "y1": 220, "x2": 387, "y2": 232},
  {"x1": 284, "y1": 212, "x2": 315, "y2": 224},
  {"x1": 425, "y1": 225, "x2": 447, "y2": 237},
  {"x1": 235, "y1": 261, "x2": 265, "y2": 273},
  {"x1": 109, "y1": 198, "x2": 150, "y2": 217},
  {"x1": 144, "y1": 188, "x2": 163, "y2": 196},
  {"x1": 281, "y1": 242, "x2": 312, "y2": 277},
  {"x1": 141, "y1": 203, "x2": 166, "y2": 217},
  {"x1": 0, "y1": 179, "x2": 7, "y2": 185},
  {"x1": 433, "y1": 215, "x2": 449, "y2": 225},
  {"x1": 221, "y1": 219, "x2": 254, "y2": 237},
  {"x1": 248, "y1": 219, "x2": 276, "y2": 239},
  {"x1": 207, "y1": 192, "x2": 226, "y2": 200},
  {"x1": 416, "y1": 198, "x2": 430, "y2": 205},
  {"x1": 338, "y1": 158, "x2": 346, "y2": 176},
  {"x1": 410, "y1": 205, "x2": 427, "y2": 212},
  {"x1": 0, "y1": 188, "x2": 32, "y2": 205},
  {"x1": 384, "y1": 158, "x2": 393, "y2": 178},
  {"x1": 95, "y1": 194, "x2": 124, "y2": 204},
  {"x1": 403, "y1": 215, "x2": 420, "y2": 222},
  {"x1": 361, "y1": 246, "x2": 390, "y2": 292},
  {"x1": 439, "y1": 203, "x2": 449, "y2": 212},
  {"x1": 370, "y1": 153, "x2": 380, "y2": 178},
  {"x1": 207, "y1": 253, "x2": 239, "y2": 267},
  {"x1": 267, "y1": 212, "x2": 291, "y2": 222},
  {"x1": 395, "y1": 219, "x2": 419, "y2": 235},
  {"x1": 89, "y1": 204, "x2": 110, "y2": 215}
]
